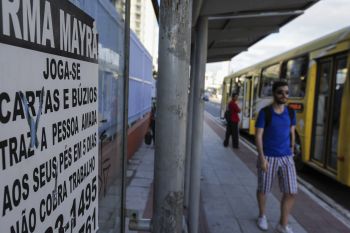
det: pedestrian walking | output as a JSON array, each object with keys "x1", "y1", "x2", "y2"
[
  {"x1": 255, "y1": 80, "x2": 297, "y2": 233},
  {"x1": 223, "y1": 93, "x2": 241, "y2": 149}
]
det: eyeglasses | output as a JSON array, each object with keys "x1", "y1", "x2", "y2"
[{"x1": 276, "y1": 90, "x2": 289, "y2": 95}]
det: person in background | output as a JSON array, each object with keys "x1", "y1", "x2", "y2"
[
  {"x1": 223, "y1": 93, "x2": 241, "y2": 149},
  {"x1": 150, "y1": 100, "x2": 156, "y2": 146},
  {"x1": 255, "y1": 80, "x2": 297, "y2": 233}
]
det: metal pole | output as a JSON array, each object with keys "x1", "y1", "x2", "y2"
[
  {"x1": 189, "y1": 17, "x2": 208, "y2": 233},
  {"x1": 184, "y1": 43, "x2": 197, "y2": 209},
  {"x1": 153, "y1": 0, "x2": 192, "y2": 232},
  {"x1": 121, "y1": 0, "x2": 130, "y2": 232}
]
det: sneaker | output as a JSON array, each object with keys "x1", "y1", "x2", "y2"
[
  {"x1": 256, "y1": 215, "x2": 268, "y2": 231},
  {"x1": 274, "y1": 224, "x2": 294, "y2": 233},
  {"x1": 223, "y1": 140, "x2": 228, "y2": 147}
]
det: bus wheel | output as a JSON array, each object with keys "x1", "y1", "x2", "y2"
[{"x1": 294, "y1": 135, "x2": 304, "y2": 171}]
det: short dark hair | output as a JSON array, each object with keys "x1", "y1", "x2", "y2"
[
  {"x1": 272, "y1": 80, "x2": 288, "y2": 93},
  {"x1": 232, "y1": 92, "x2": 238, "y2": 98}
]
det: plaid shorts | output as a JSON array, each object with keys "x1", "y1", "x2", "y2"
[{"x1": 257, "y1": 156, "x2": 298, "y2": 194}]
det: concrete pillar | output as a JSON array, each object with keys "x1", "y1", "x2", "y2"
[
  {"x1": 153, "y1": 0, "x2": 193, "y2": 233},
  {"x1": 184, "y1": 43, "x2": 197, "y2": 209},
  {"x1": 189, "y1": 17, "x2": 208, "y2": 233}
]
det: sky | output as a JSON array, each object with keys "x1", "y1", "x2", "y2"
[{"x1": 206, "y1": 0, "x2": 350, "y2": 75}]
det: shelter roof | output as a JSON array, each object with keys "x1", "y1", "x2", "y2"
[{"x1": 192, "y1": 0, "x2": 319, "y2": 62}]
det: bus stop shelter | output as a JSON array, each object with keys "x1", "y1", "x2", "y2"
[{"x1": 149, "y1": 1, "x2": 319, "y2": 233}]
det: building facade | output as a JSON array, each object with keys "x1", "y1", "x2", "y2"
[{"x1": 115, "y1": 0, "x2": 159, "y2": 68}]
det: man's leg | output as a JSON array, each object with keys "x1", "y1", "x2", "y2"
[
  {"x1": 232, "y1": 122, "x2": 239, "y2": 148},
  {"x1": 278, "y1": 156, "x2": 298, "y2": 227},
  {"x1": 257, "y1": 191, "x2": 267, "y2": 217},
  {"x1": 280, "y1": 193, "x2": 296, "y2": 226},
  {"x1": 256, "y1": 157, "x2": 275, "y2": 231},
  {"x1": 223, "y1": 122, "x2": 231, "y2": 146}
]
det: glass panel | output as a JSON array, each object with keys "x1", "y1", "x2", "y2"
[
  {"x1": 72, "y1": 1, "x2": 126, "y2": 232},
  {"x1": 231, "y1": 76, "x2": 245, "y2": 97},
  {"x1": 285, "y1": 57, "x2": 308, "y2": 97},
  {"x1": 252, "y1": 76, "x2": 259, "y2": 118},
  {"x1": 243, "y1": 80, "x2": 251, "y2": 118},
  {"x1": 327, "y1": 58, "x2": 347, "y2": 170},
  {"x1": 260, "y1": 64, "x2": 280, "y2": 97},
  {"x1": 313, "y1": 61, "x2": 331, "y2": 162},
  {"x1": 238, "y1": 76, "x2": 245, "y2": 97}
]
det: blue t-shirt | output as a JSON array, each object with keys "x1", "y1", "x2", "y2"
[{"x1": 255, "y1": 106, "x2": 296, "y2": 157}]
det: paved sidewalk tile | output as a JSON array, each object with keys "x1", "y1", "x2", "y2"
[
  {"x1": 201, "y1": 122, "x2": 305, "y2": 233},
  {"x1": 125, "y1": 144, "x2": 154, "y2": 233}
]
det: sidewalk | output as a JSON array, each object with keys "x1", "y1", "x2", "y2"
[
  {"x1": 125, "y1": 145, "x2": 154, "y2": 233},
  {"x1": 201, "y1": 121, "x2": 306, "y2": 233},
  {"x1": 123, "y1": 116, "x2": 350, "y2": 233}
]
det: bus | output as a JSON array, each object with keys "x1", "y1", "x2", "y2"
[{"x1": 221, "y1": 26, "x2": 350, "y2": 186}]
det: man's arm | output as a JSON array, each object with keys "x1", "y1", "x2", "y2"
[
  {"x1": 290, "y1": 125, "x2": 296, "y2": 155},
  {"x1": 234, "y1": 102, "x2": 241, "y2": 113},
  {"x1": 256, "y1": 127, "x2": 268, "y2": 171}
]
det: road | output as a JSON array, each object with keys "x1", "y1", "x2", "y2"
[{"x1": 204, "y1": 101, "x2": 221, "y2": 118}]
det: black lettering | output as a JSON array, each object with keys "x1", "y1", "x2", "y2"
[
  {"x1": 83, "y1": 88, "x2": 87, "y2": 105},
  {"x1": 72, "y1": 63, "x2": 77, "y2": 79},
  {"x1": 0, "y1": 140, "x2": 8, "y2": 170},
  {"x1": 0, "y1": 92, "x2": 11, "y2": 123},
  {"x1": 44, "y1": 90, "x2": 53, "y2": 114},
  {"x1": 40, "y1": 199, "x2": 46, "y2": 222},
  {"x1": 46, "y1": 193, "x2": 52, "y2": 216},
  {"x1": 19, "y1": 134, "x2": 27, "y2": 165},
  {"x1": 12, "y1": 93, "x2": 25, "y2": 121},
  {"x1": 39, "y1": 163, "x2": 46, "y2": 188},
  {"x1": 52, "y1": 123, "x2": 57, "y2": 145},
  {"x1": 10, "y1": 221, "x2": 19, "y2": 233},
  {"x1": 58, "y1": 60, "x2": 64, "y2": 79},
  {"x1": 43, "y1": 58, "x2": 49, "y2": 79},
  {"x1": 53, "y1": 89, "x2": 60, "y2": 111},
  {"x1": 72, "y1": 88, "x2": 77, "y2": 107},
  {"x1": 41, "y1": 127, "x2": 47, "y2": 151},
  {"x1": 64, "y1": 62, "x2": 69, "y2": 79},
  {"x1": 22, "y1": 174, "x2": 29, "y2": 200},
  {"x1": 50, "y1": 59, "x2": 57, "y2": 79},
  {"x1": 21, "y1": 209, "x2": 29, "y2": 233},
  {"x1": 33, "y1": 167, "x2": 39, "y2": 192},
  {"x1": 27, "y1": 132, "x2": 35, "y2": 158},
  {"x1": 89, "y1": 88, "x2": 93, "y2": 103},
  {"x1": 12, "y1": 179, "x2": 21, "y2": 207},
  {"x1": 63, "y1": 89, "x2": 69, "y2": 109},
  {"x1": 29, "y1": 208, "x2": 36, "y2": 232},
  {"x1": 3, "y1": 185, "x2": 12, "y2": 216},
  {"x1": 25, "y1": 91, "x2": 36, "y2": 116},
  {"x1": 9, "y1": 137, "x2": 19, "y2": 167},
  {"x1": 76, "y1": 63, "x2": 81, "y2": 80}
]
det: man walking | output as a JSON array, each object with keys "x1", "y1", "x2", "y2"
[
  {"x1": 255, "y1": 81, "x2": 297, "y2": 233},
  {"x1": 223, "y1": 93, "x2": 241, "y2": 148}
]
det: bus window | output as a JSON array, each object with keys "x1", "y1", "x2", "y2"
[
  {"x1": 238, "y1": 76, "x2": 245, "y2": 97},
  {"x1": 260, "y1": 64, "x2": 280, "y2": 97},
  {"x1": 252, "y1": 76, "x2": 259, "y2": 117},
  {"x1": 232, "y1": 76, "x2": 243, "y2": 96},
  {"x1": 284, "y1": 56, "x2": 308, "y2": 97}
]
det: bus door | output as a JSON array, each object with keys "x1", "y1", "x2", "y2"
[
  {"x1": 312, "y1": 54, "x2": 348, "y2": 172},
  {"x1": 221, "y1": 81, "x2": 228, "y2": 118},
  {"x1": 242, "y1": 77, "x2": 252, "y2": 129}
]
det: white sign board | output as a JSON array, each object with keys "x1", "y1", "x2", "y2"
[{"x1": 0, "y1": 1, "x2": 99, "y2": 232}]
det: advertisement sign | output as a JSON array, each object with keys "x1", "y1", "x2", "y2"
[{"x1": 0, "y1": 1, "x2": 99, "y2": 232}]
